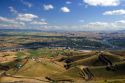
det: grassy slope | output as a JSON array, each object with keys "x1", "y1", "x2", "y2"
[
  {"x1": 1, "y1": 50, "x2": 125, "y2": 83},
  {"x1": 48, "y1": 61, "x2": 125, "y2": 81},
  {"x1": 13, "y1": 60, "x2": 65, "y2": 77},
  {"x1": 58, "y1": 51, "x2": 97, "y2": 62},
  {"x1": 69, "y1": 52, "x2": 124, "y2": 67}
]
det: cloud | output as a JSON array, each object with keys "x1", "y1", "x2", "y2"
[
  {"x1": 83, "y1": 22, "x2": 109, "y2": 30},
  {"x1": 0, "y1": 16, "x2": 13, "y2": 22},
  {"x1": 66, "y1": 1, "x2": 72, "y2": 4},
  {"x1": 0, "y1": 12, "x2": 48, "y2": 29},
  {"x1": 0, "y1": 16, "x2": 25, "y2": 28},
  {"x1": 16, "y1": 13, "x2": 38, "y2": 21},
  {"x1": 0, "y1": 15, "x2": 48, "y2": 29},
  {"x1": 103, "y1": 9, "x2": 125, "y2": 15},
  {"x1": 116, "y1": 20, "x2": 125, "y2": 23},
  {"x1": 79, "y1": 20, "x2": 85, "y2": 23},
  {"x1": 82, "y1": 21, "x2": 125, "y2": 31},
  {"x1": 61, "y1": 7, "x2": 70, "y2": 13},
  {"x1": 21, "y1": 0, "x2": 32, "y2": 8},
  {"x1": 83, "y1": 0, "x2": 120, "y2": 6},
  {"x1": 43, "y1": 4, "x2": 54, "y2": 11},
  {"x1": 31, "y1": 21, "x2": 47, "y2": 25},
  {"x1": 8, "y1": 6, "x2": 18, "y2": 14},
  {"x1": 114, "y1": 20, "x2": 125, "y2": 28}
]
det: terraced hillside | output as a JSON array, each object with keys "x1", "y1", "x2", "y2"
[
  {"x1": 47, "y1": 51, "x2": 125, "y2": 83},
  {"x1": 0, "y1": 50, "x2": 125, "y2": 83}
]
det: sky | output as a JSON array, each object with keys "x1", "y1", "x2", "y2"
[{"x1": 0, "y1": 0, "x2": 125, "y2": 31}]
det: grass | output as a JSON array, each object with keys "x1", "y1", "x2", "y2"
[
  {"x1": 1, "y1": 50, "x2": 125, "y2": 83},
  {"x1": 12, "y1": 59, "x2": 65, "y2": 77},
  {"x1": 16, "y1": 52, "x2": 26, "y2": 59},
  {"x1": 58, "y1": 51, "x2": 97, "y2": 62},
  {"x1": 69, "y1": 54, "x2": 99, "y2": 67},
  {"x1": 64, "y1": 52, "x2": 125, "y2": 68},
  {"x1": 28, "y1": 48, "x2": 67, "y2": 58}
]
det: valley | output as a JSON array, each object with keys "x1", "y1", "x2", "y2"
[{"x1": 0, "y1": 30, "x2": 125, "y2": 83}]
